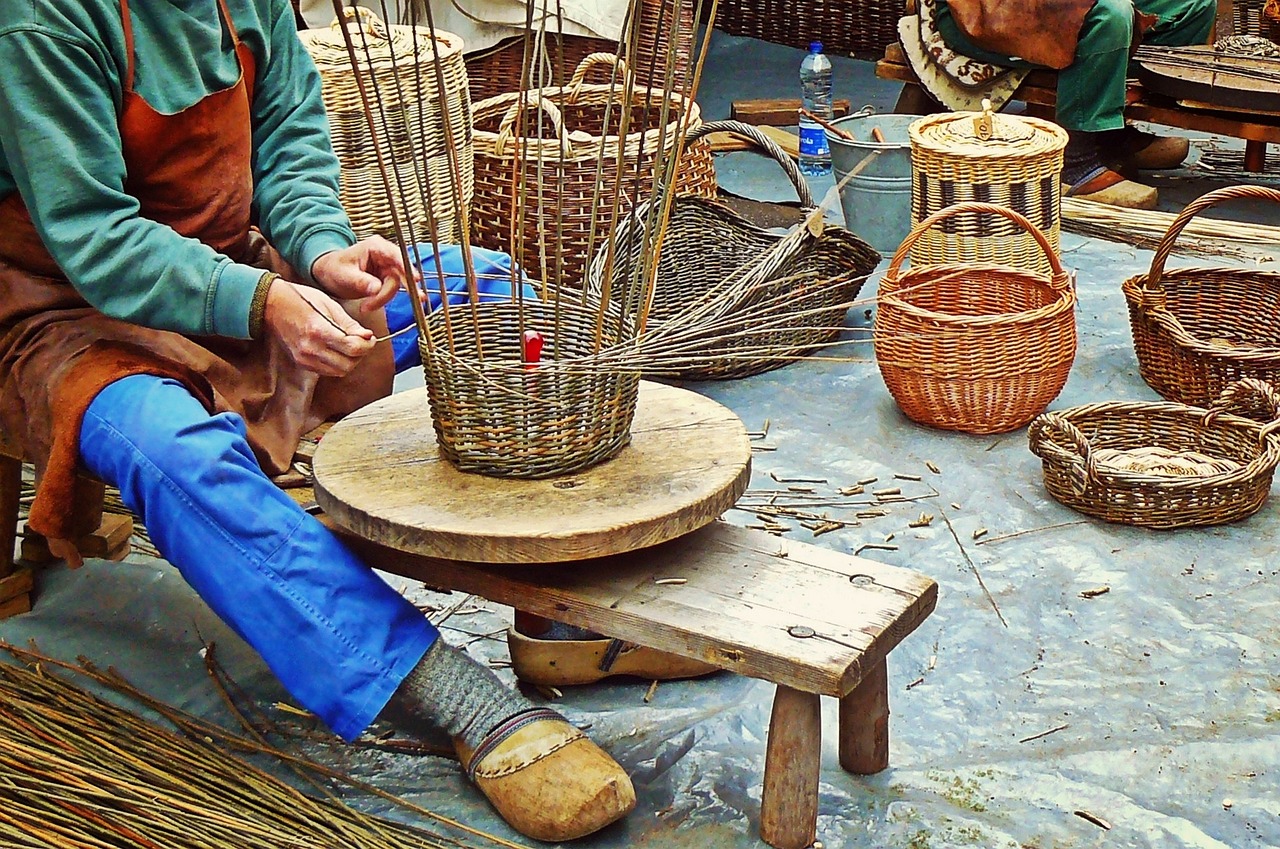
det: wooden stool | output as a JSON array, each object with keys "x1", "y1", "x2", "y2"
[{"x1": 314, "y1": 383, "x2": 939, "y2": 849}]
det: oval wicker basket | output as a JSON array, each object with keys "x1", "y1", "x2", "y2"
[
  {"x1": 470, "y1": 53, "x2": 716, "y2": 289},
  {"x1": 1028, "y1": 379, "x2": 1280, "y2": 528},
  {"x1": 300, "y1": 8, "x2": 473, "y2": 244},
  {"x1": 418, "y1": 299, "x2": 640, "y2": 478},
  {"x1": 874, "y1": 202, "x2": 1077, "y2": 434},
  {"x1": 908, "y1": 104, "x2": 1068, "y2": 276},
  {"x1": 1122, "y1": 184, "x2": 1280, "y2": 408},
  {"x1": 588, "y1": 120, "x2": 880, "y2": 380}
]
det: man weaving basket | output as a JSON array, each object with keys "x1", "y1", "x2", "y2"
[{"x1": 0, "y1": 0, "x2": 638, "y2": 840}]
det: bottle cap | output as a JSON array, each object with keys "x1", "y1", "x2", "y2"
[{"x1": 809, "y1": 41, "x2": 822, "y2": 53}]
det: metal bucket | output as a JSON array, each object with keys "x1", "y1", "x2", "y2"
[{"x1": 826, "y1": 112, "x2": 914, "y2": 255}]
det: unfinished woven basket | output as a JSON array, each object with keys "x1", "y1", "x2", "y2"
[
  {"x1": 875, "y1": 202, "x2": 1076, "y2": 434},
  {"x1": 588, "y1": 120, "x2": 879, "y2": 380},
  {"x1": 470, "y1": 53, "x2": 715, "y2": 289},
  {"x1": 1028, "y1": 379, "x2": 1280, "y2": 528},
  {"x1": 909, "y1": 104, "x2": 1068, "y2": 276},
  {"x1": 418, "y1": 299, "x2": 640, "y2": 478},
  {"x1": 1122, "y1": 184, "x2": 1280, "y2": 409},
  {"x1": 300, "y1": 8, "x2": 472, "y2": 244}
]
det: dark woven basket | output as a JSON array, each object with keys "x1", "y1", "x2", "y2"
[
  {"x1": 465, "y1": 33, "x2": 614, "y2": 104},
  {"x1": 589, "y1": 120, "x2": 879, "y2": 380},
  {"x1": 1122, "y1": 184, "x2": 1280, "y2": 409},
  {"x1": 418, "y1": 299, "x2": 641, "y2": 478},
  {"x1": 713, "y1": 0, "x2": 901, "y2": 59},
  {"x1": 1028, "y1": 379, "x2": 1280, "y2": 529}
]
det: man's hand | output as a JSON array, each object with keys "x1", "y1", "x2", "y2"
[
  {"x1": 310, "y1": 236, "x2": 417, "y2": 313},
  {"x1": 263, "y1": 278, "x2": 375, "y2": 377}
]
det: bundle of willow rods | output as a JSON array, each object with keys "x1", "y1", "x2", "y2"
[
  {"x1": 0, "y1": 643, "x2": 527, "y2": 849},
  {"x1": 1062, "y1": 196, "x2": 1280, "y2": 263}
]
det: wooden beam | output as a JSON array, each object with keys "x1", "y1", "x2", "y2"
[{"x1": 731, "y1": 98, "x2": 854, "y2": 127}]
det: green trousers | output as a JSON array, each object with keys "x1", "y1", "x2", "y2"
[{"x1": 936, "y1": 0, "x2": 1215, "y2": 131}]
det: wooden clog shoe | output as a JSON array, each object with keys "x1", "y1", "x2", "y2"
[
  {"x1": 1064, "y1": 168, "x2": 1158, "y2": 210},
  {"x1": 507, "y1": 627, "x2": 720, "y2": 686},
  {"x1": 456, "y1": 707, "x2": 636, "y2": 841}
]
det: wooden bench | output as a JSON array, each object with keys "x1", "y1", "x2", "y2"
[{"x1": 333, "y1": 519, "x2": 938, "y2": 849}]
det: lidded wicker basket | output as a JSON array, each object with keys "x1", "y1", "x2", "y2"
[
  {"x1": 469, "y1": 53, "x2": 716, "y2": 289},
  {"x1": 909, "y1": 103, "x2": 1068, "y2": 276},
  {"x1": 874, "y1": 202, "x2": 1076, "y2": 434},
  {"x1": 1028, "y1": 379, "x2": 1280, "y2": 528},
  {"x1": 300, "y1": 8, "x2": 473, "y2": 244},
  {"x1": 588, "y1": 120, "x2": 879, "y2": 380},
  {"x1": 1122, "y1": 184, "x2": 1280, "y2": 408}
]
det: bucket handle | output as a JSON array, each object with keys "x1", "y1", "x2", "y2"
[
  {"x1": 685, "y1": 120, "x2": 816, "y2": 209},
  {"x1": 886, "y1": 201, "x2": 1069, "y2": 286},
  {"x1": 1143, "y1": 184, "x2": 1280, "y2": 295},
  {"x1": 566, "y1": 53, "x2": 637, "y2": 102},
  {"x1": 493, "y1": 91, "x2": 575, "y2": 157}
]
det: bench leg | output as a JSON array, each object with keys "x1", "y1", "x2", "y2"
[
  {"x1": 1245, "y1": 140, "x2": 1268, "y2": 173},
  {"x1": 838, "y1": 658, "x2": 890, "y2": 774},
  {"x1": 760, "y1": 685, "x2": 820, "y2": 849},
  {"x1": 0, "y1": 454, "x2": 20, "y2": 574},
  {"x1": 894, "y1": 83, "x2": 942, "y2": 116}
]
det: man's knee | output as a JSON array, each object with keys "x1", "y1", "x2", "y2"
[
  {"x1": 1146, "y1": 0, "x2": 1216, "y2": 45},
  {"x1": 1079, "y1": 0, "x2": 1137, "y2": 56}
]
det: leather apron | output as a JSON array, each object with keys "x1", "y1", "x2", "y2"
[{"x1": 0, "y1": 0, "x2": 392, "y2": 543}]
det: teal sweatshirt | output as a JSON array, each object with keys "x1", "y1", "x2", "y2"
[{"x1": 0, "y1": 0, "x2": 356, "y2": 339}]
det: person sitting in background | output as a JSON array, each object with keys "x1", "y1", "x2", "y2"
[
  {"x1": 0, "y1": 0, "x2": 632, "y2": 840},
  {"x1": 933, "y1": 0, "x2": 1214, "y2": 208}
]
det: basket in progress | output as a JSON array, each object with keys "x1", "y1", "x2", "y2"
[
  {"x1": 418, "y1": 299, "x2": 640, "y2": 478},
  {"x1": 1028, "y1": 379, "x2": 1280, "y2": 528},
  {"x1": 589, "y1": 120, "x2": 879, "y2": 380},
  {"x1": 1122, "y1": 184, "x2": 1280, "y2": 408},
  {"x1": 874, "y1": 202, "x2": 1076, "y2": 434},
  {"x1": 470, "y1": 53, "x2": 715, "y2": 289},
  {"x1": 908, "y1": 104, "x2": 1068, "y2": 276},
  {"x1": 300, "y1": 8, "x2": 472, "y2": 244}
]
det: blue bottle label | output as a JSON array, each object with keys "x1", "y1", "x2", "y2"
[{"x1": 799, "y1": 125, "x2": 829, "y2": 157}]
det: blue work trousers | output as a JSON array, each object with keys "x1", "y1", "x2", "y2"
[{"x1": 78, "y1": 244, "x2": 530, "y2": 741}]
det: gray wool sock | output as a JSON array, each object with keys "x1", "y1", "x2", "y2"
[{"x1": 382, "y1": 639, "x2": 536, "y2": 750}]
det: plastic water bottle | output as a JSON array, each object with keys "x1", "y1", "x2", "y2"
[{"x1": 798, "y1": 41, "x2": 833, "y2": 177}]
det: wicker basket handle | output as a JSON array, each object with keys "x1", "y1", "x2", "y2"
[
  {"x1": 493, "y1": 92, "x2": 573, "y2": 157},
  {"x1": 1204, "y1": 378, "x2": 1280, "y2": 443},
  {"x1": 329, "y1": 5, "x2": 387, "y2": 38},
  {"x1": 566, "y1": 53, "x2": 635, "y2": 101},
  {"x1": 684, "y1": 120, "x2": 816, "y2": 209},
  {"x1": 1145, "y1": 184, "x2": 1280, "y2": 293},
  {"x1": 1027, "y1": 412, "x2": 1099, "y2": 496},
  {"x1": 887, "y1": 201, "x2": 1068, "y2": 282}
]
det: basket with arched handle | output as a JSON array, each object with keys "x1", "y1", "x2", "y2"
[
  {"x1": 874, "y1": 201, "x2": 1076, "y2": 433},
  {"x1": 1028, "y1": 379, "x2": 1280, "y2": 528},
  {"x1": 1122, "y1": 184, "x2": 1280, "y2": 408}
]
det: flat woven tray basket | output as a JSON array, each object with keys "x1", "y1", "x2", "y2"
[
  {"x1": 1122, "y1": 184, "x2": 1280, "y2": 408},
  {"x1": 300, "y1": 8, "x2": 472, "y2": 244},
  {"x1": 589, "y1": 120, "x2": 879, "y2": 380},
  {"x1": 1028, "y1": 379, "x2": 1280, "y2": 528},
  {"x1": 874, "y1": 202, "x2": 1076, "y2": 434}
]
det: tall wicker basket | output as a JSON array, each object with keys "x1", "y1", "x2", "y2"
[
  {"x1": 470, "y1": 54, "x2": 715, "y2": 289},
  {"x1": 909, "y1": 104, "x2": 1068, "y2": 276},
  {"x1": 875, "y1": 202, "x2": 1076, "y2": 434},
  {"x1": 1122, "y1": 184, "x2": 1280, "y2": 408},
  {"x1": 300, "y1": 8, "x2": 473, "y2": 244}
]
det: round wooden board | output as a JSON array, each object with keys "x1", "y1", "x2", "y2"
[{"x1": 313, "y1": 381, "x2": 752, "y2": 563}]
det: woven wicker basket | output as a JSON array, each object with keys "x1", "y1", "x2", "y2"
[
  {"x1": 1122, "y1": 185, "x2": 1280, "y2": 408},
  {"x1": 418, "y1": 299, "x2": 640, "y2": 478},
  {"x1": 589, "y1": 120, "x2": 880, "y2": 380},
  {"x1": 1028, "y1": 379, "x2": 1280, "y2": 528},
  {"x1": 874, "y1": 202, "x2": 1076, "y2": 434},
  {"x1": 301, "y1": 8, "x2": 472, "y2": 244},
  {"x1": 470, "y1": 54, "x2": 715, "y2": 289},
  {"x1": 465, "y1": 33, "x2": 614, "y2": 104},
  {"x1": 909, "y1": 105, "x2": 1068, "y2": 276},
  {"x1": 714, "y1": 0, "x2": 901, "y2": 59}
]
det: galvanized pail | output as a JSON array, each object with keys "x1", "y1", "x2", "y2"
[{"x1": 827, "y1": 111, "x2": 914, "y2": 255}]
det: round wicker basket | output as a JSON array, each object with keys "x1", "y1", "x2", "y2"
[
  {"x1": 908, "y1": 103, "x2": 1067, "y2": 276},
  {"x1": 1028, "y1": 379, "x2": 1280, "y2": 528},
  {"x1": 300, "y1": 8, "x2": 473, "y2": 244},
  {"x1": 1122, "y1": 184, "x2": 1280, "y2": 408},
  {"x1": 470, "y1": 53, "x2": 715, "y2": 290},
  {"x1": 418, "y1": 299, "x2": 641, "y2": 478},
  {"x1": 874, "y1": 202, "x2": 1076, "y2": 434}
]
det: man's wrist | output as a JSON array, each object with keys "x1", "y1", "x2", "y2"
[{"x1": 249, "y1": 272, "x2": 279, "y2": 339}]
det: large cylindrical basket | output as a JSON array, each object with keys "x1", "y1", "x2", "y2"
[
  {"x1": 418, "y1": 300, "x2": 641, "y2": 478},
  {"x1": 1028, "y1": 379, "x2": 1280, "y2": 528},
  {"x1": 1122, "y1": 184, "x2": 1280, "y2": 408},
  {"x1": 874, "y1": 202, "x2": 1077, "y2": 434}
]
